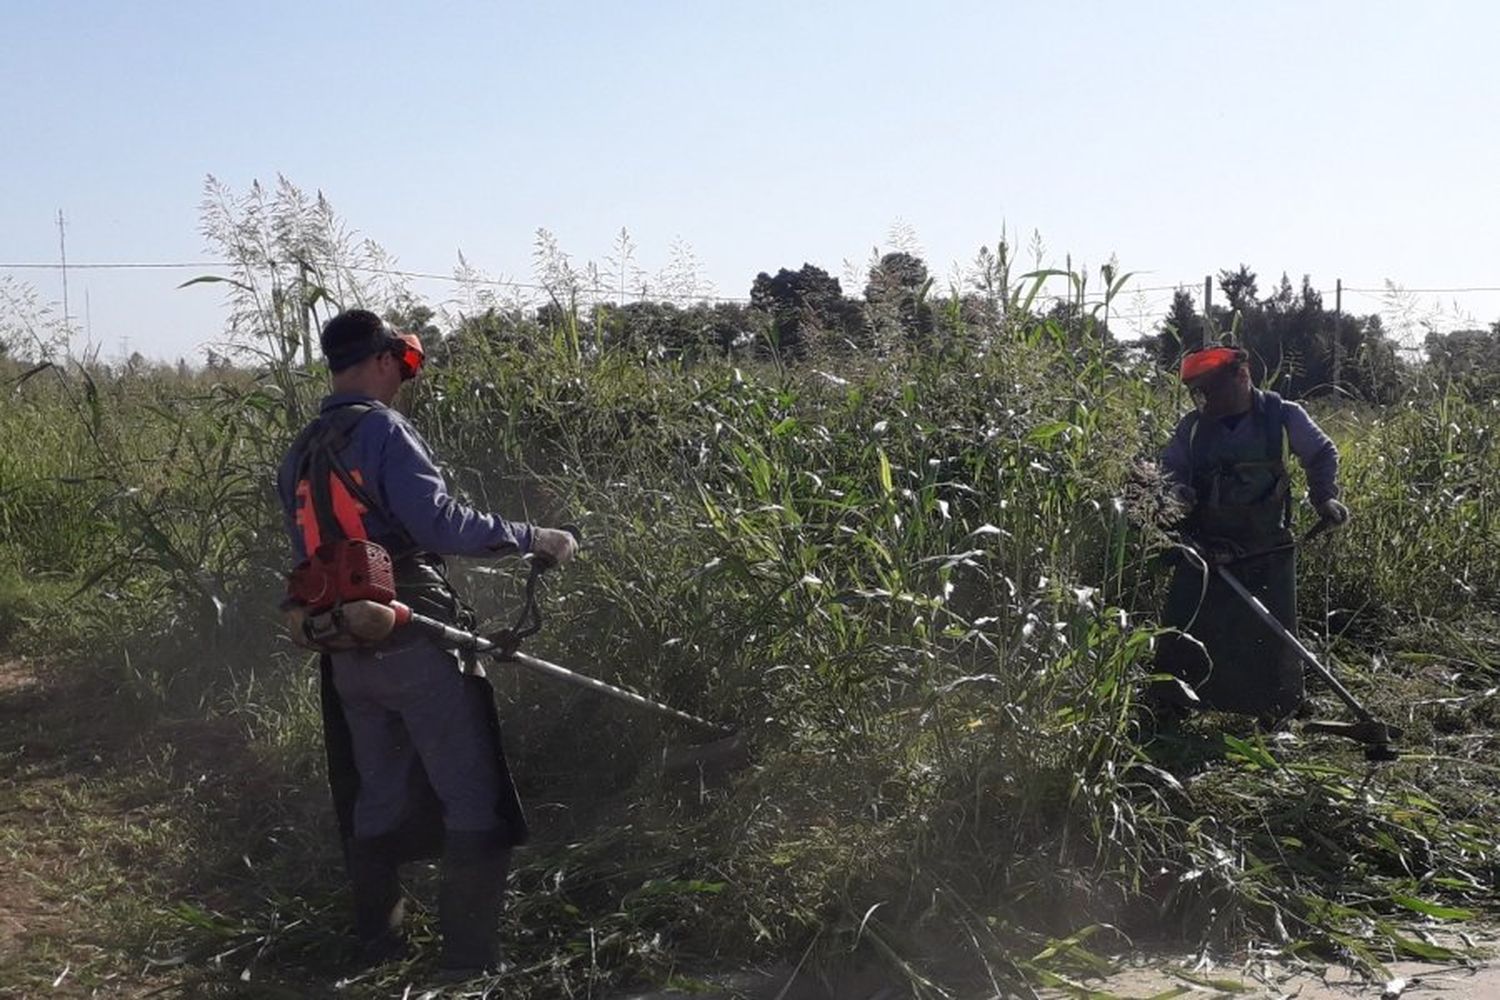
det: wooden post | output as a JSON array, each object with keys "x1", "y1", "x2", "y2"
[{"x1": 1204, "y1": 275, "x2": 1213, "y2": 344}]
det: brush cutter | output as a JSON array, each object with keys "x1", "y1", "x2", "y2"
[
  {"x1": 290, "y1": 531, "x2": 743, "y2": 768},
  {"x1": 1178, "y1": 520, "x2": 1403, "y2": 762},
  {"x1": 415, "y1": 536, "x2": 745, "y2": 772},
  {"x1": 409, "y1": 584, "x2": 733, "y2": 738}
]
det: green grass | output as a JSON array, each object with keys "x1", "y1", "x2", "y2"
[{"x1": 0, "y1": 294, "x2": 1497, "y2": 998}]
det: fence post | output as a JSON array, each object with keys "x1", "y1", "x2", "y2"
[{"x1": 1204, "y1": 275, "x2": 1213, "y2": 343}]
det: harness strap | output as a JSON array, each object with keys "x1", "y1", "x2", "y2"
[
  {"x1": 292, "y1": 402, "x2": 472, "y2": 636},
  {"x1": 294, "y1": 403, "x2": 416, "y2": 555},
  {"x1": 1259, "y1": 391, "x2": 1293, "y2": 525}
]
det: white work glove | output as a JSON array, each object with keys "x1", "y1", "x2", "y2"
[
  {"x1": 530, "y1": 526, "x2": 579, "y2": 568},
  {"x1": 1316, "y1": 498, "x2": 1350, "y2": 526}
]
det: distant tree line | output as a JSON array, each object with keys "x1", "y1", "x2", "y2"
[
  {"x1": 435, "y1": 251, "x2": 1029, "y2": 368},
  {"x1": 421, "y1": 256, "x2": 1500, "y2": 403},
  {"x1": 1424, "y1": 321, "x2": 1500, "y2": 397},
  {"x1": 9, "y1": 239, "x2": 1496, "y2": 403},
  {"x1": 1147, "y1": 265, "x2": 1500, "y2": 402},
  {"x1": 1150, "y1": 265, "x2": 1405, "y2": 403}
]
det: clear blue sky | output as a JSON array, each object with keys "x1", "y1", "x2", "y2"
[{"x1": 4, "y1": 0, "x2": 1498, "y2": 360}]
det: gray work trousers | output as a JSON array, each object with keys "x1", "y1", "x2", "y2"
[{"x1": 330, "y1": 638, "x2": 504, "y2": 838}]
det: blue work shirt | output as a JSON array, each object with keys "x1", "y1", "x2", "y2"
[
  {"x1": 276, "y1": 392, "x2": 534, "y2": 564},
  {"x1": 1161, "y1": 390, "x2": 1341, "y2": 505}
]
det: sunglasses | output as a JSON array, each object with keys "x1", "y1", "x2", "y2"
[{"x1": 388, "y1": 332, "x2": 425, "y2": 381}]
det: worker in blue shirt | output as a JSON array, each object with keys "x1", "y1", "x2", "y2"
[
  {"x1": 1153, "y1": 345, "x2": 1349, "y2": 724},
  {"x1": 276, "y1": 309, "x2": 577, "y2": 975}
]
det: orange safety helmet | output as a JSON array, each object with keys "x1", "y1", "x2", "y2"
[
  {"x1": 388, "y1": 330, "x2": 425, "y2": 381},
  {"x1": 1179, "y1": 345, "x2": 1247, "y2": 383}
]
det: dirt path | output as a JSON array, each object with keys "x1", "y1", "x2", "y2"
[
  {"x1": 1043, "y1": 955, "x2": 1500, "y2": 999},
  {"x1": 0, "y1": 654, "x2": 305, "y2": 998},
  {"x1": 0, "y1": 656, "x2": 73, "y2": 970},
  {"x1": 619, "y1": 954, "x2": 1500, "y2": 999}
]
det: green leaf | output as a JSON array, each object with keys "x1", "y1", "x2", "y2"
[
  {"x1": 177, "y1": 273, "x2": 253, "y2": 292},
  {"x1": 1385, "y1": 930, "x2": 1460, "y2": 961},
  {"x1": 1027, "y1": 420, "x2": 1077, "y2": 445},
  {"x1": 8, "y1": 361, "x2": 53, "y2": 388},
  {"x1": 1169, "y1": 968, "x2": 1251, "y2": 992},
  {"x1": 1222, "y1": 733, "x2": 1279, "y2": 770},
  {"x1": 1390, "y1": 894, "x2": 1475, "y2": 921}
]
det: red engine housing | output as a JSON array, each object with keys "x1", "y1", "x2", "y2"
[{"x1": 286, "y1": 539, "x2": 397, "y2": 613}]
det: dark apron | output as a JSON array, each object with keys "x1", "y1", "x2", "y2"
[
  {"x1": 319, "y1": 558, "x2": 531, "y2": 862},
  {"x1": 1156, "y1": 392, "x2": 1303, "y2": 719}
]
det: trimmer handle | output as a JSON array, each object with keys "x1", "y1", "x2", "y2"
[{"x1": 497, "y1": 525, "x2": 581, "y2": 654}]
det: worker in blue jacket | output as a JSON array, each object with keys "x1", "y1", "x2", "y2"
[
  {"x1": 1153, "y1": 345, "x2": 1349, "y2": 724},
  {"x1": 276, "y1": 309, "x2": 577, "y2": 974}
]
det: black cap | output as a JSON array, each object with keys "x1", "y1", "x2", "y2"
[{"x1": 320, "y1": 309, "x2": 396, "y2": 372}]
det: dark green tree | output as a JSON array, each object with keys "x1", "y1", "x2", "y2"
[
  {"x1": 749, "y1": 264, "x2": 862, "y2": 359},
  {"x1": 385, "y1": 302, "x2": 440, "y2": 340},
  {"x1": 1153, "y1": 289, "x2": 1208, "y2": 368},
  {"x1": 864, "y1": 252, "x2": 935, "y2": 343},
  {"x1": 1218, "y1": 264, "x2": 1259, "y2": 312},
  {"x1": 1425, "y1": 322, "x2": 1500, "y2": 396}
]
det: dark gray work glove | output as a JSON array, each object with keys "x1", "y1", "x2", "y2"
[
  {"x1": 1316, "y1": 497, "x2": 1350, "y2": 526},
  {"x1": 531, "y1": 526, "x2": 579, "y2": 567}
]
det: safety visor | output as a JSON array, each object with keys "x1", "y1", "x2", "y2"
[
  {"x1": 388, "y1": 332, "x2": 425, "y2": 381},
  {"x1": 1179, "y1": 346, "x2": 1244, "y2": 384}
]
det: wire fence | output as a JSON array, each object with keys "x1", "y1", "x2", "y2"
[{"x1": 3, "y1": 258, "x2": 1497, "y2": 359}]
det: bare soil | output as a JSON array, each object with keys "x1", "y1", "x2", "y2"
[
  {"x1": 0, "y1": 655, "x2": 283, "y2": 997},
  {"x1": 1038, "y1": 955, "x2": 1500, "y2": 999},
  {"x1": 619, "y1": 954, "x2": 1500, "y2": 999}
]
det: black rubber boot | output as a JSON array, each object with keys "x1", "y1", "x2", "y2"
[
  {"x1": 437, "y1": 830, "x2": 511, "y2": 975},
  {"x1": 1131, "y1": 692, "x2": 1191, "y2": 742},
  {"x1": 347, "y1": 834, "x2": 407, "y2": 967}
]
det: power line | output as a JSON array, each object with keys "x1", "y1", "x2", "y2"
[
  {"x1": 0, "y1": 261, "x2": 211, "y2": 270},
  {"x1": 349, "y1": 263, "x2": 750, "y2": 304},
  {"x1": 1343, "y1": 286, "x2": 1500, "y2": 294},
  {"x1": 0, "y1": 259, "x2": 750, "y2": 303}
]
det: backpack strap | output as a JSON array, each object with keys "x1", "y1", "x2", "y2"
[
  {"x1": 1256, "y1": 390, "x2": 1294, "y2": 525},
  {"x1": 294, "y1": 403, "x2": 415, "y2": 553},
  {"x1": 292, "y1": 417, "x2": 349, "y2": 549},
  {"x1": 1258, "y1": 390, "x2": 1288, "y2": 465}
]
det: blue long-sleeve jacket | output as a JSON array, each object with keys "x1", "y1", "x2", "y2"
[
  {"x1": 276, "y1": 393, "x2": 534, "y2": 564},
  {"x1": 1161, "y1": 391, "x2": 1341, "y2": 505}
]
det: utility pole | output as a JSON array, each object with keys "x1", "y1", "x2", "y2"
[{"x1": 57, "y1": 210, "x2": 71, "y2": 338}]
